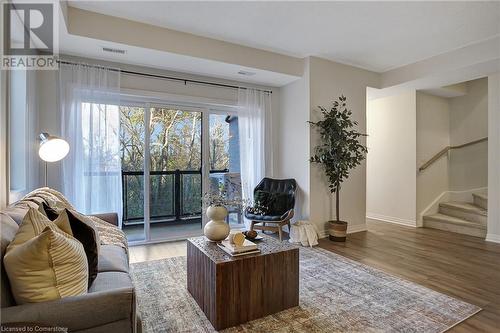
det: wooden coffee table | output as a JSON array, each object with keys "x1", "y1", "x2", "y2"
[{"x1": 187, "y1": 235, "x2": 299, "y2": 330}]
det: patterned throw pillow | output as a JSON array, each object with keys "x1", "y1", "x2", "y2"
[
  {"x1": 4, "y1": 211, "x2": 88, "y2": 304},
  {"x1": 252, "y1": 191, "x2": 290, "y2": 216},
  {"x1": 7, "y1": 208, "x2": 73, "y2": 251}
]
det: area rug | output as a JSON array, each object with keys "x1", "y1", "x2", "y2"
[{"x1": 130, "y1": 247, "x2": 480, "y2": 333}]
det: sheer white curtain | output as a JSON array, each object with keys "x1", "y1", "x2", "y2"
[
  {"x1": 59, "y1": 63, "x2": 122, "y2": 224},
  {"x1": 238, "y1": 88, "x2": 273, "y2": 225}
]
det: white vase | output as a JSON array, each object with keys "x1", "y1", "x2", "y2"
[{"x1": 204, "y1": 205, "x2": 230, "y2": 241}]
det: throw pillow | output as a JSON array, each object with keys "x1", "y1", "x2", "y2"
[
  {"x1": 254, "y1": 190, "x2": 270, "y2": 205},
  {"x1": 7, "y1": 208, "x2": 73, "y2": 251},
  {"x1": 66, "y1": 209, "x2": 100, "y2": 286},
  {"x1": 252, "y1": 190, "x2": 272, "y2": 215},
  {"x1": 269, "y1": 193, "x2": 290, "y2": 215},
  {"x1": 4, "y1": 224, "x2": 88, "y2": 304}
]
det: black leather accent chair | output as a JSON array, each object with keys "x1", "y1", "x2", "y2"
[{"x1": 245, "y1": 178, "x2": 297, "y2": 241}]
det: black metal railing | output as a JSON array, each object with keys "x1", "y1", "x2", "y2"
[{"x1": 121, "y1": 169, "x2": 228, "y2": 226}]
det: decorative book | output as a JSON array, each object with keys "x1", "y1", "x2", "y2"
[
  {"x1": 217, "y1": 244, "x2": 261, "y2": 257},
  {"x1": 218, "y1": 239, "x2": 259, "y2": 256}
]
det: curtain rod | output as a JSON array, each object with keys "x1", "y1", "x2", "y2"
[{"x1": 56, "y1": 60, "x2": 273, "y2": 94}]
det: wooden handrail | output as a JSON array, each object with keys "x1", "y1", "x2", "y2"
[{"x1": 419, "y1": 137, "x2": 488, "y2": 172}]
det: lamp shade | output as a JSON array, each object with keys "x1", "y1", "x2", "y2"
[{"x1": 38, "y1": 133, "x2": 70, "y2": 162}]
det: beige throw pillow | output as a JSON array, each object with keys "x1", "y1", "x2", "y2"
[
  {"x1": 4, "y1": 209, "x2": 88, "y2": 304},
  {"x1": 7, "y1": 208, "x2": 73, "y2": 252}
]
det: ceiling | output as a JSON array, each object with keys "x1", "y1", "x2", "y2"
[{"x1": 68, "y1": 1, "x2": 500, "y2": 73}]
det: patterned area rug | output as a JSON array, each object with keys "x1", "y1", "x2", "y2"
[{"x1": 130, "y1": 247, "x2": 480, "y2": 333}]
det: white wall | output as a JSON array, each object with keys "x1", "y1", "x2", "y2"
[
  {"x1": 6, "y1": 70, "x2": 40, "y2": 203},
  {"x1": 277, "y1": 62, "x2": 310, "y2": 219},
  {"x1": 487, "y1": 73, "x2": 500, "y2": 243},
  {"x1": 37, "y1": 70, "x2": 60, "y2": 190},
  {"x1": 416, "y1": 92, "x2": 450, "y2": 224},
  {"x1": 449, "y1": 78, "x2": 488, "y2": 191},
  {"x1": 308, "y1": 57, "x2": 379, "y2": 235},
  {"x1": 366, "y1": 91, "x2": 417, "y2": 226}
]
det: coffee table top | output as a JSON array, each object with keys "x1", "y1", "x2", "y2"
[{"x1": 187, "y1": 234, "x2": 299, "y2": 264}]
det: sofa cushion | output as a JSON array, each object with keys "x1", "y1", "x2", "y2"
[
  {"x1": 245, "y1": 210, "x2": 291, "y2": 222},
  {"x1": 89, "y1": 271, "x2": 133, "y2": 293},
  {"x1": 1, "y1": 213, "x2": 19, "y2": 308},
  {"x1": 1, "y1": 272, "x2": 135, "y2": 332},
  {"x1": 98, "y1": 245, "x2": 129, "y2": 273},
  {"x1": 3, "y1": 201, "x2": 38, "y2": 225},
  {"x1": 4, "y1": 224, "x2": 88, "y2": 304}
]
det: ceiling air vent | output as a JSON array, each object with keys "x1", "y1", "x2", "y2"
[
  {"x1": 102, "y1": 47, "x2": 126, "y2": 55},
  {"x1": 237, "y1": 70, "x2": 256, "y2": 76}
]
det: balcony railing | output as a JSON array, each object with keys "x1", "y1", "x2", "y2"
[{"x1": 121, "y1": 169, "x2": 228, "y2": 226}]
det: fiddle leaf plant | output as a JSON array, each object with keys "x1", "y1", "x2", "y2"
[{"x1": 309, "y1": 95, "x2": 368, "y2": 222}]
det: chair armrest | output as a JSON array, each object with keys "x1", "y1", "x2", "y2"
[
  {"x1": 284, "y1": 209, "x2": 294, "y2": 220},
  {"x1": 1, "y1": 287, "x2": 136, "y2": 332},
  {"x1": 91, "y1": 212, "x2": 119, "y2": 226}
]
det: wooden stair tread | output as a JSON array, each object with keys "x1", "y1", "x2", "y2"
[
  {"x1": 424, "y1": 213, "x2": 486, "y2": 229},
  {"x1": 439, "y1": 201, "x2": 487, "y2": 216},
  {"x1": 472, "y1": 192, "x2": 487, "y2": 200}
]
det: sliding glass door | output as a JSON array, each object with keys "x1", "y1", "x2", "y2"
[
  {"x1": 114, "y1": 100, "x2": 243, "y2": 243},
  {"x1": 120, "y1": 105, "x2": 147, "y2": 242},
  {"x1": 148, "y1": 106, "x2": 203, "y2": 241},
  {"x1": 208, "y1": 113, "x2": 244, "y2": 227}
]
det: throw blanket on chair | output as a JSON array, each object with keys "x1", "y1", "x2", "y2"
[{"x1": 20, "y1": 188, "x2": 128, "y2": 252}]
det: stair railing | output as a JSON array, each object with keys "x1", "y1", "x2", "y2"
[{"x1": 418, "y1": 137, "x2": 488, "y2": 172}]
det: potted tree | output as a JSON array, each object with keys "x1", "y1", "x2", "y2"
[{"x1": 309, "y1": 95, "x2": 367, "y2": 242}]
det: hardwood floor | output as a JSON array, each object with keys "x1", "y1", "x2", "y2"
[
  {"x1": 318, "y1": 219, "x2": 500, "y2": 333},
  {"x1": 129, "y1": 220, "x2": 500, "y2": 332},
  {"x1": 129, "y1": 240, "x2": 186, "y2": 263}
]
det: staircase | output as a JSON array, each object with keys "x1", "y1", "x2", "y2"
[{"x1": 423, "y1": 192, "x2": 487, "y2": 238}]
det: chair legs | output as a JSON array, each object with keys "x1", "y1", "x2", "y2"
[{"x1": 250, "y1": 219, "x2": 290, "y2": 242}]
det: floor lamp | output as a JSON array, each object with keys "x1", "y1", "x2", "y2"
[{"x1": 38, "y1": 133, "x2": 70, "y2": 187}]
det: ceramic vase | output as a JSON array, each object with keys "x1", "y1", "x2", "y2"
[{"x1": 204, "y1": 205, "x2": 230, "y2": 241}]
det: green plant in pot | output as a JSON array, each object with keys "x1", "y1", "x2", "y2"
[{"x1": 309, "y1": 95, "x2": 367, "y2": 242}]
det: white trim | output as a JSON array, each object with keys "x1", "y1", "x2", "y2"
[
  {"x1": 143, "y1": 104, "x2": 151, "y2": 241},
  {"x1": 485, "y1": 233, "x2": 500, "y2": 244},
  {"x1": 366, "y1": 213, "x2": 417, "y2": 227},
  {"x1": 201, "y1": 109, "x2": 210, "y2": 229},
  {"x1": 418, "y1": 191, "x2": 448, "y2": 226}
]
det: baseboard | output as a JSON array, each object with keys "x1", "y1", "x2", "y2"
[
  {"x1": 317, "y1": 223, "x2": 367, "y2": 239},
  {"x1": 366, "y1": 213, "x2": 416, "y2": 227},
  {"x1": 348, "y1": 223, "x2": 367, "y2": 234},
  {"x1": 486, "y1": 233, "x2": 500, "y2": 244}
]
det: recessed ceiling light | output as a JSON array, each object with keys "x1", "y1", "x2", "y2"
[
  {"x1": 237, "y1": 70, "x2": 256, "y2": 76},
  {"x1": 102, "y1": 47, "x2": 126, "y2": 55}
]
